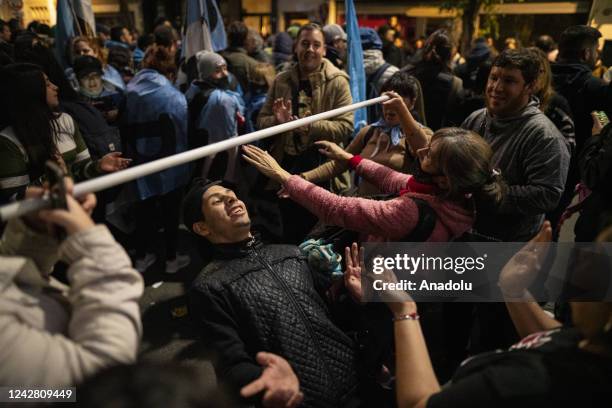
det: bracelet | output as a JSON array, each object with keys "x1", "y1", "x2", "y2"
[{"x1": 392, "y1": 312, "x2": 420, "y2": 322}]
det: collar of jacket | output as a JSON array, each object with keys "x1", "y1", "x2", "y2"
[
  {"x1": 210, "y1": 234, "x2": 262, "y2": 260},
  {"x1": 484, "y1": 96, "x2": 542, "y2": 132},
  {"x1": 226, "y1": 47, "x2": 248, "y2": 55},
  {"x1": 288, "y1": 58, "x2": 349, "y2": 89}
]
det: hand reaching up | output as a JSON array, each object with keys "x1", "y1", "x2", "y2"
[
  {"x1": 273, "y1": 98, "x2": 295, "y2": 124},
  {"x1": 344, "y1": 243, "x2": 364, "y2": 303},
  {"x1": 498, "y1": 221, "x2": 552, "y2": 299}
]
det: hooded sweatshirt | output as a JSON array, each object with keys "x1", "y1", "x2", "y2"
[
  {"x1": 551, "y1": 62, "x2": 612, "y2": 154},
  {"x1": 283, "y1": 158, "x2": 474, "y2": 242},
  {"x1": 462, "y1": 98, "x2": 570, "y2": 241}
]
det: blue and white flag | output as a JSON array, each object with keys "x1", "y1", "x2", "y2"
[
  {"x1": 55, "y1": 0, "x2": 96, "y2": 67},
  {"x1": 183, "y1": 0, "x2": 227, "y2": 60},
  {"x1": 345, "y1": 0, "x2": 367, "y2": 133}
]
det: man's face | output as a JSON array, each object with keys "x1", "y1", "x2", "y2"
[
  {"x1": 1, "y1": 26, "x2": 11, "y2": 42},
  {"x1": 486, "y1": 66, "x2": 533, "y2": 118},
  {"x1": 79, "y1": 72, "x2": 104, "y2": 96},
  {"x1": 210, "y1": 64, "x2": 229, "y2": 80},
  {"x1": 295, "y1": 29, "x2": 325, "y2": 74},
  {"x1": 121, "y1": 28, "x2": 133, "y2": 45},
  {"x1": 333, "y1": 38, "x2": 347, "y2": 56},
  {"x1": 195, "y1": 186, "x2": 251, "y2": 244}
]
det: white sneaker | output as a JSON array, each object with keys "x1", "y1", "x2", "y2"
[
  {"x1": 165, "y1": 254, "x2": 191, "y2": 274},
  {"x1": 135, "y1": 253, "x2": 157, "y2": 273}
]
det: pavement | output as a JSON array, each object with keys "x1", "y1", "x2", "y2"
[{"x1": 134, "y1": 227, "x2": 217, "y2": 389}]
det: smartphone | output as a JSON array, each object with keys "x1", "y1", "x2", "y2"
[{"x1": 594, "y1": 111, "x2": 610, "y2": 128}]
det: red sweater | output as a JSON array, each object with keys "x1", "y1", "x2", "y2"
[{"x1": 283, "y1": 158, "x2": 474, "y2": 242}]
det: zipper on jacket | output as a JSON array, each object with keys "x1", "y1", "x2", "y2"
[{"x1": 249, "y1": 246, "x2": 335, "y2": 383}]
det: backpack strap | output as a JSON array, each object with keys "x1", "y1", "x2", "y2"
[
  {"x1": 369, "y1": 63, "x2": 391, "y2": 95},
  {"x1": 362, "y1": 125, "x2": 377, "y2": 147},
  {"x1": 401, "y1": 197, "x2": 437, "y2": 242}
]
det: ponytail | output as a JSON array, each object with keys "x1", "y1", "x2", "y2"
[{"x1": 472, "y1": 169, "x2": 507, "y2": 213}]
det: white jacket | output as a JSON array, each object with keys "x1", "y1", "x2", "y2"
[{"x1": 0, "y1": 219, "x2": 143, "y2": 386}]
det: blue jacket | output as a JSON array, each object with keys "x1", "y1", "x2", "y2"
[{"x1": 125, "y1": 69, "x2": 190, "y2": 200}]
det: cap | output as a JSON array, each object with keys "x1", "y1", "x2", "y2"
[
  {"x1": 323, "y1": 24, "x2": 347, "y2": 45},
  {"x1": 195, "y1": 50, "x2": 226, "y2": 80},
  {"x1": 359, "y1": 27, "x2": 382, "y2": 50},
  {"x1": 73, "y1": 55, "x2": 103, "y2": 79},
  {"x1": 182, "y1": 178, "x2": 222, "y2": 233}
]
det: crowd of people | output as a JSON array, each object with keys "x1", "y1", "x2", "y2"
[{"x1": 0, "y1": 14, "x2": 611, "y2": 408}]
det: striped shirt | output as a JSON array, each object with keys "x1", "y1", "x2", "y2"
[{"x1": 0, "y1": 113, "x2": 100, "y2": 203}]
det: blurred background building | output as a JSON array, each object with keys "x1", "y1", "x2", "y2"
[{"x1": 1, "y1": 0, "x2": 609, "y2": 55}]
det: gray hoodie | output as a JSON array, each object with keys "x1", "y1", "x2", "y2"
[{"x1": 462, "y1": 99, "x2": 570, "y2": 241}]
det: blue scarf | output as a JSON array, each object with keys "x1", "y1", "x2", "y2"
[{"x1": 369, "y1": 118, "x2": 404, "y2": 146}]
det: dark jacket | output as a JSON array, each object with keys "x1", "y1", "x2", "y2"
[
  {"x1": 575, "y1": 123, "x2": 612, "y2": 241},
  {"x1": 221, "y1": 47, "x2": 260, "y2": 93},
  {"x1": 403, "y1": 62, "x2": 463, "y2": 130},
  {"x1": 325, "y1": 45, "x2": 345, "y2": 70},
  {"x1": 60, "y1": 100, "x2": 122, "y2": 160},
  {"x1": 462, "y1": 99, "x2": 570, "y2": 241},
  {"x1": 551, "y1": 62, "x2": 612, "y2": 154},
  {"x1": 189, "y1": 238, "x2": 360, "y2": 408}
]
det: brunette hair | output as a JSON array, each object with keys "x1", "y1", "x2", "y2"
[
  {"x1": 429, "y1": 127, "x2": 505, "y2": 211},
  {"x1": 527, "y1": 47, "x2": 554, "y2": 112},
  {"x1": 492, "y1": 49, "x2": 541, "y2": 86},
  {"x1": 143, "y1": 46, "x2": 176, "y2": 79},
  {"x1": 0, "y1": 63, "x2": 58, "y2": 179},
  {"x1": 422, "y1": 29, "x2": 453, "y2": 69},
  {"x1": 296, "y1": 23, "x2": 324, "y2": 43},
  {"x1": 250, "y1": 62, "x2": 276, "y2": 88}
]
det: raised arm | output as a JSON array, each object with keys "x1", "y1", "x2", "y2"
[
  {"x1": 382, "y1": 91, "x2": 430, "y2": 155},
  {"x1": 498, "y1": 222, "x2": 562, "y2": 338},
  {"x1": 301, "y1": 126, "x2": 369, "y2": 184},
  {"x1": 312, "y1": 140, "x2": 412, "y2": 194},
  {"x1": 0, "y1": 197, "x2": 143, "y2": 387},
  {"x1": 282, "y1": 174, "x2": 418, "y2": 239}
]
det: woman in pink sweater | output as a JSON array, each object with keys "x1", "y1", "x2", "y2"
[{"x1": 242, "y1": 97, "x2": 505, "y2": 242}]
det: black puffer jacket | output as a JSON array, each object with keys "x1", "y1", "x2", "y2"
[{"x1": 189, "y1": 238, "x2": 360, "y2": 408}]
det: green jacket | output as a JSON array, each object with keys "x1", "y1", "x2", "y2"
[
  {"x1": 221, "y1": 47, "x2": 261, "y2": 92},
  {"x1": 257, "y1": 58, "x2": 354, "y2": 193},
  {"x1": 0, "y1": 113, "x2": 101, "y2": 202}
]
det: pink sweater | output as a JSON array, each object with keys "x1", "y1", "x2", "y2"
[{"x1": 283, "y1": 158, "x2": 474, "y2": 242}]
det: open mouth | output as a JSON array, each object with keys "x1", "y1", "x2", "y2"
[{"x1": 229, "y1": 206, "x2": 245, "y2": 217}]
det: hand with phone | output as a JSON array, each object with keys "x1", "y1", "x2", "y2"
[{"x1": 591, "y1": 111, "x2": 610, "y2": 136}]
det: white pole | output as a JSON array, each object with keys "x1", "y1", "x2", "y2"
[{"x1": 0, "y1": 95, "x2": 389, "y2": 221}]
